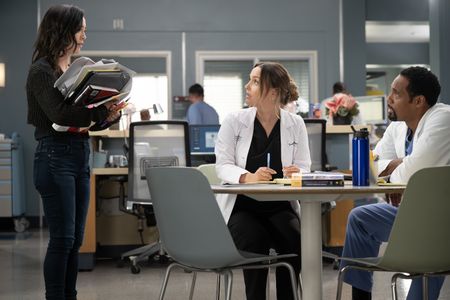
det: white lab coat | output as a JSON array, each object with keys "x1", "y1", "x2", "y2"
[
  {"x1": 215, "y1": 107, "x2": 311, "y2": 223},
  {"x1": 374, "y1": 103, "x2": 450, "y2": 183}
]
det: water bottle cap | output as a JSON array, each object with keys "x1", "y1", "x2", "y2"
[{"x1": 354, "y1": 127, "x2": 369, "y2": 138}]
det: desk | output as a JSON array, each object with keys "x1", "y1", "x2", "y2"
[
  {"x1": 211, "y1": 183, "x2": 405, "y2": 300},
  {"x1": 79, "y1": 167, "x2": 128, "y2": 269}
]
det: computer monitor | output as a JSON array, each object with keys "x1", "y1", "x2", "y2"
[
  {"x1": 355, "y1": 95, "x2": 387, "y2": 124},
  {"x1": 189, "y1": 125, "x2": 221, "y2": 155}
]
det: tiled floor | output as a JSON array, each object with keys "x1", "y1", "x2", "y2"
[{"x1": 0, "y1": 229, "x2": 449, "y2": 299}]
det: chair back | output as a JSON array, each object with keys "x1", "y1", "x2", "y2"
[
  {"x1": 380, "y1": 166, "x2": 450, "y2": 273},
  {"x1": 304, "y1": 118, "x2": 326, "y2": 171},
  {"x1": 128, "y1": 121, "x2": 191, "y2": 206},
  {"x1": 197, "y1": 164, "x2": 221, "y2": 185},
  {"x1": 145, "y1": 167, "x2": 245, "y2": 269}
]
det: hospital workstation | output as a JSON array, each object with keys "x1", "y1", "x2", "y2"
[{"x1": 1, "y1": 0, "x2": 450, "y2": 299}]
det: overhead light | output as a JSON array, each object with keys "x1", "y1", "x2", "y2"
[
  {"x1": 0, "y1": 63, "x2": 5, "y2": 87},
  {"x1": 366, "y1": 21, "x2": 429, "y2": 43}
]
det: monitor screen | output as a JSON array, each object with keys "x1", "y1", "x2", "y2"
[
  {"x1": 355, "y1": 95, "x2": 387, "y2": 124},
  {"x1": 189, "y1": 125, "x2": 221, "y2": 155}
]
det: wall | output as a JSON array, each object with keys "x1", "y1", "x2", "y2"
[
  {"x1": 366, "y1": 43, "x2": 429, "y2": 65},
  {"x1": 366, "y1": 0, "x2": 429, "y2": 21},
  {"x1": 0, "y1": 1, "x2": 39, "y2": 217},
  {"x1": 365, "y1": 0, "x2": 430, "y2": 67},
  {"x1": 1, "y1": 0, "x2": 342, "y2": 217}
]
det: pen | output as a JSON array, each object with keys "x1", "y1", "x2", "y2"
[{"x1": 267, "y1": 153, "x2": 271, "y2": 169}]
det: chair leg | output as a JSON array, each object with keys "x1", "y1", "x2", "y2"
[
  {"x1": 391, "y1": 273, "x2": 401, "y2": 300},
  {"x1": 266, "y1": 267, "x2": 271, "y2": 300},
  {"x1": 336, "y1": 265, "x2": 350, "y2": 300},
  {"x1": 422, "y1": 276, "x2": 429, "y2": 300},
  {"x1": 216, "y1": 273, "x2": 221, "y2": 300},
  {"x1": 188, "y1": 271, "x2": 197, "y2": 300},
  {"x1": 159, "y1": 263, "x2": 177, "y2": 300},
  {"x1": 298, "y1": 272, "x2": 303, "y2": 299},
  {"x1": 224, "y1": 270, "x2": 234, "y2": 300}
]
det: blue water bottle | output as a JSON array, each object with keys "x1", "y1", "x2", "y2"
[{"x1": 352, "y1": 127, "x2": 370, "y2": 186}]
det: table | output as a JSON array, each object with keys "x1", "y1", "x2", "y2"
[
  {"x1": 211, "y1": 183, "x2": 406, "y2": 300},
  {"x1": 79, "y1": 167, "x2": 128, "y2": 270}
]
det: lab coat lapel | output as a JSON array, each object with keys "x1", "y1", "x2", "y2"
[
  {"x1": 280, "y1": 110, "x2": 295, "y2": 167},
  {"x1": 235, "y1": 108, "x2": 257, "y2": 168}
]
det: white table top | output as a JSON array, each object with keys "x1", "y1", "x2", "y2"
[{"x1": 211, "y1": 183, "x2": 405, "y2": 196}]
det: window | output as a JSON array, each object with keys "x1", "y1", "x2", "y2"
[
  {"x1": 78, "y1": 51, "x2": 171, "y2": 127},
  {"x1": 196, "y1": 51, "x2": 318, "y2": 122},
  {"x1": 128, "y1": 74, "x2": 168, "y2": 122},
  {"x1": 203, "y1": 60, "x2": 253, "y2": 122}
]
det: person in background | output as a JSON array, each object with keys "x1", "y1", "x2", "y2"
[
  {"x1": 215, "y1": 62, "x2": 311, "y2": 300},
  {"x1": 333, "y1": 81, "x2": 348, "y2": 95},
  {"x1": 26, "y1": 5, "x2": 119, "y2": 299},
  {"x1": 341, "y1": 66, "x2": 450, "y2": 300},
  {"x1": 186, "y1": 83, "x2": 219, "y2": 124}
]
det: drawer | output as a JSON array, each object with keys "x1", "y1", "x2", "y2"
[
  {"x1": 0, "y1": 182, "x2": 12, "y2": 195},
  {"x1": 0, "y1": 158, "x2": 12, "y2": 166},
  {"x1": 0, "y1": 196, "x2": 12, "y2": 217},
  {"x1": 0, "y1": 151, "x2": 11, "y2": 158},
  {"x1": 0, "y1": 167, "x2": 11, "y2": 180},
  {"x1": 0, "y1": 142, "x2": 12, "y2": 151}
]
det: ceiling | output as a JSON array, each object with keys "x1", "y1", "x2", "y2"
[{"x1": 366, "y1": 21, "x2": 429, "y2": 43}]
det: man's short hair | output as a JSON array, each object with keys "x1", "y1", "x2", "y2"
[
  {"x1": 400, "y1": 67, "x2": 441, "y2": 107},
  {"x1": 332, "y1": 82, "x2": 346, "y2": 94},
  {"x1": 188, "y1": 83, "x2": 204, "y2": 97}
]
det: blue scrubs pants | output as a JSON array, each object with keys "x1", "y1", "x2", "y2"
[{"x1": 341, "y1": 203, "x2": 445, "y2": 300}]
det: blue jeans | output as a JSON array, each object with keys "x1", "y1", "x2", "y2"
[
  {"x1": 341, "y1": 203, "x2": 445, "y2": 300},
  {"x1": 33, "y1": 136, "x2": 90, "y2": 300}
]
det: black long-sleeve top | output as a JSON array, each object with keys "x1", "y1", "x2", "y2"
[{"x1": 26, "y1": 57, "x2": 109, "y2": 140}]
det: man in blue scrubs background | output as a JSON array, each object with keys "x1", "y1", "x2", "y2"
[{"x1": 186, "y1": 83, "x2": 219, "y2": 125}]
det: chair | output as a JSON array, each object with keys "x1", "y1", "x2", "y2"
[
  {"x1": 303, "y1": 118, "x2": 327, "y2": 171},
  {"x1": 145, "y1": 167, "x2": 300, "y2": 300},
  {"x1": 120, "y1": 121, "x2": 191, "y2": 274},
  {"x1": 197, "y1": 163, "x2": 221, "y2": 185},
  {"x1": 334, "y1": 166, "x2": 450, "y2": 300}
]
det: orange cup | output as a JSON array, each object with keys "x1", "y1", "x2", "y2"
[{"x1": 291, "y1": 172, "x2": 302, "y2": 187}]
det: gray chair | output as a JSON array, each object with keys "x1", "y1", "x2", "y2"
[
  {"x1": 145, "y1": 167, "x2": 300, "y2": 300},
  {"x1": 197, "y1": 163, "x2": 221, "y2": 185},
  {"x1": 120, "y1": 121, "x2": 191, "y2": 274},
  {"x1": 303, "y1": 118, "x2": 327, "y2": 172},
  {"x1": 334, "y1": 166, "x2": 450, "y2": 300}
]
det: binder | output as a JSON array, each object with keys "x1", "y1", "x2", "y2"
[{"x1": 65, "y1": 70, "x2": 130, "y2": 105}]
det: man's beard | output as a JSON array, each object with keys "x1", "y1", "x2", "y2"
[{"x1": 387, "y1": 106, "x2": 397, "y2": 121}]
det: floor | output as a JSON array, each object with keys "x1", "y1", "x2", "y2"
[{"x1": 1, "y1": 229, "x2": 449, "y2": 300}]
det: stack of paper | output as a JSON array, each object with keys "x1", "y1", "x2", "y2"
[{"x1": 52, "y1": 57, "x2": 136, "y2": 132}]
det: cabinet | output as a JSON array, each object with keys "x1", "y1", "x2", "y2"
[{"x1": 0, "y1": 133, "x2": 28, "y2": 232}]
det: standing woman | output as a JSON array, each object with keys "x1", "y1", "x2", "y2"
[
  {"x1": 215, "y1": 62, "x2": 311, "y2": 299},
  {"x1": 26, "y1": 5, "x2": 118, "y2": 299}
]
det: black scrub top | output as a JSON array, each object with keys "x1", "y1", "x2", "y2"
[{"x1": 233, "y1": 118, "x2": 291, "y2": 214}]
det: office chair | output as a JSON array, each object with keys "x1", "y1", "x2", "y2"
[
  {"x1": 119, "y1": 121, "x2": 191, "y2": 274},
  {"x1": 303, "y1": 118, "x2": 327, "y2": 172},
  {"x1": 146, "y1": 167, "x2": 300, "y2": 300},
  {"x1": 333, "y1": 166, "x2": 450, "y2": 300}
]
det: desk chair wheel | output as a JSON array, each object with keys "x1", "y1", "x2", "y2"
[
  {"x1": 333, "y1": 259, "x2": 339, "y2": 270},
  {"x1": 131, "y1": 264, "x2": 141, "y2": 274}
]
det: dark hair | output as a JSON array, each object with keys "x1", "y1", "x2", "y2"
[
  {"x1": 188, "y1": 83, "x2": 204, "y2": 97},
  {"x1": 32, "y1": 4, "x2": 84, "y2": 72},
  {"x1": 400, "y1": 66, "x2": 441, "y2": 107},
  {"x1": 333, "y1": 82, "x2": 347, "y2": 94},
  {"x1": 254, "y1": 62, "x2": 299, "y2": 106}
]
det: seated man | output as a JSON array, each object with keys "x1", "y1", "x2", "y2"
[{"x1": 341, "y1": 66, "x2": 450, "y2": 300}]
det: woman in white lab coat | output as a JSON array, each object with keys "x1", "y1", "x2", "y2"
[{"x1": 215, "y1": 62, "x2": 311, "y2": 300}]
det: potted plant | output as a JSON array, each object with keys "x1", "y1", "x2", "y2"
[{"x1": 324, "y1": 93, "x2": 359, "y2": 125}]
